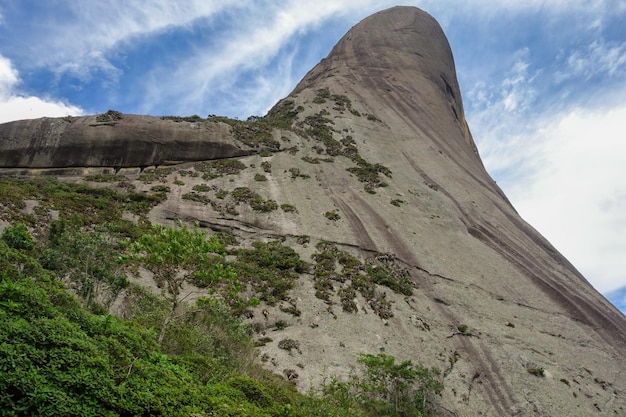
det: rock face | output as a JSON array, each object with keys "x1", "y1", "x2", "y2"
[
  {"x1": 0, "y1": 112, "x2": 252, "y2": 168},
  {"x1": 2, "y1": 6, "x2": 626, "y2": 416}
]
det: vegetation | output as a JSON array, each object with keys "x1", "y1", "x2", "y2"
[
  {"x1": 311, "y1": 242, "x2": 412, "y2": 319},
  {"x1": 231, "y1": 241, "x2": 308, "y2": 306},
  {"x1": 320, "y1": 353, "x2": 442, "y2": 416},
  {"x1": 96, "y1": 109, "x2": 123, "y2": 122},
  {"x1": 161, "y1": 114, "x2": 205, "y2": 123},
  {"x1": 264, "y1": 99, "x2": 304, "y2": 129},
  {"x1": 325, "y1": 211, "x2": 341, "y2": 221},
  {"x1": 312, "y1": 88, "x2": 358, "y2": 116},
  {"x1": 192, "y1": 183, "x2": 212, "y2": 192},
  {"x1": 230, "y1": 187, "x2": 279, "y2": 213},
  {"x1": 260, "y1": 161, "x2": 272, "y2": 173},
  {"x1": 84, "y1": 173, "x2": 124, "y2": 183},
  {"x1": 0, "y1": 239, "x2": 345, "y2": 416},
  {"x1": 281, "y1": 203, "x2": 297, "y2": 213},
  {"x1": 289, "y1": 167, "x2": 310, "y2": 179},
  {"x1": 0, "y1": 175, "x2": 443, "y2": 415},
  {"x1": 138, "y1": 168, "x2": 175, "y2": 184},
  {"x1": 295, "y1": 89, "x2": 392, "y2": 193},
  {"x1": 347, "y1": 160, "x2": 391, "y2": 194},
  {"x1": 194, "y1": 158, "x2": 247, "y2": 180}
]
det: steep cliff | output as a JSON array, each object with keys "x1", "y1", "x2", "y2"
[{"x1": 1, "y1": 6, "x2": 625, "y2": 416}]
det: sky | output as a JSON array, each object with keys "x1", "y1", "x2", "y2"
[{"x1": 1, "y1": 1, "x2": 625, "y2": 314}]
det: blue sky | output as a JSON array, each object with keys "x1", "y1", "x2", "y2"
[{"x1": 1, "y1": 1, "x2": 625, "y2": 314}]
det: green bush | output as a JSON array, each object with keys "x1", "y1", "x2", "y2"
[
  {"x1": 325, "y1": 211, "x2": 341, "y2": 221},
  {"x1": 527, "y1": 367, "x2": 545, "y2": 377},
  {"x1": 281, "y1": 203, "x2": 297, "y2": 213},
  {"x1": 232, "y1": 241, "x2": 307, "y2": 305},
  {"x1": 356, "y1": 353, "x2": 443, "y2": 416},
  {"x1": 1, "y1": 223, "x2": 34, "y2": 251},
  {"x1": 192, "y1": 183, "x2": 212, "y2": 192},
  {"x1": 251, "y1": 197, "x2": 278, "y2": 212}
]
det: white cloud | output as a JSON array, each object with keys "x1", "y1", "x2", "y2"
[
  {"x1": 557, "y1": 39, "x2": 626, "y2": 81},
  {"x1": 500, "y1": 49, "x2": 539, "y2": 112},
  {"x1": 465, "y1": 50, "x2": 542, "y2": 176},
  {"x1": 500, "y1": 104, "x2": 626, "y2": 294},
  {"x1": 0, "y1": 55, "x2": 18, "y2": 95},
  {"x1": 138, "y1": 0, "x2": 377, "y2": 116},
  {"x1": 0, "y1": 55, "x2": 83, "y2": 123},
  {"x1": 0, "y1": 1, "x2": 251, "y2": 87},
  {"x1": 8, "y1": 0, "x2": 373, "y2": 82}
]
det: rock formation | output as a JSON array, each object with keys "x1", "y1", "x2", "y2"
[
  {"x1": 2, "y1": 6, "x2": 625, "y2": 416},
  {"x1": 0, "y1": 112, "x2": 253, "y2": 168}
]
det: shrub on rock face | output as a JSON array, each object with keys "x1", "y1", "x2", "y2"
[{"x1": 325, "y1": 211, "x2": 341, "y2": 221}]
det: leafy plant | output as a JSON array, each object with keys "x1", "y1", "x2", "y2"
[
  {"x1": 527, "y1": 367, "x2": 545, "y2": 377},
  {"x1": 456, "y1": 324, "x2": 468, "y2": 334},
  {"x1": 263, "y1": 99, "x2": 303, "y2": 129},
  {"x1": 84, "y1": 173, "x2": 123, "y2": 182},
  {"x1": 192, "y1": 183, "x2": 212, "y2": 192},
  {"x1": 250, "y1": 197, "x2": 278, "y2": 212},
  {"x1": 289, "y1": 167, "x2": 310, "y2": 179},
  {"x1": 325, "y1": 211, "x2": 341, "y2": 221},
  {"x1": 194, "y1": 159, "x2": 246, "y2": 179},
  {"x1": 260, "y1": 161, "x2": 272, "y2": 173},
  {"x1": 43, "y1": 221, "x2": 129, "y2": 312},
  {"x1": 356, "y1": 353, "x2": 443, "y2": 415},
  {"x1": 278, "y1": 338, "x2": 301, "y2": 353},
  {"x1": 126, "y1": 222, "x2": 234, "y2": 343},
  {"x1": 281, "y1": 203, "x2": 297, "y2": 213},
  {"x1": 231, "y1": 241, "x2": 307, "y2": 305},
  {"x1": 151, "y1": 184, "x2": 171, "y2": 193},
  {"x1": 318, "y1": 354, "x2": 442, "y2": 416},
  {"x1": 1, "y1": 223, "x2": 34, "y2": 251}
]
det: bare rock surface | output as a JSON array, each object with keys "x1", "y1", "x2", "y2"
[
  {"x1": 2, "y1": 6, "x2": 626, "y2": 416},
  {"x1": 0, "y1": 112, "x2": 252, "y2": 168}
]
